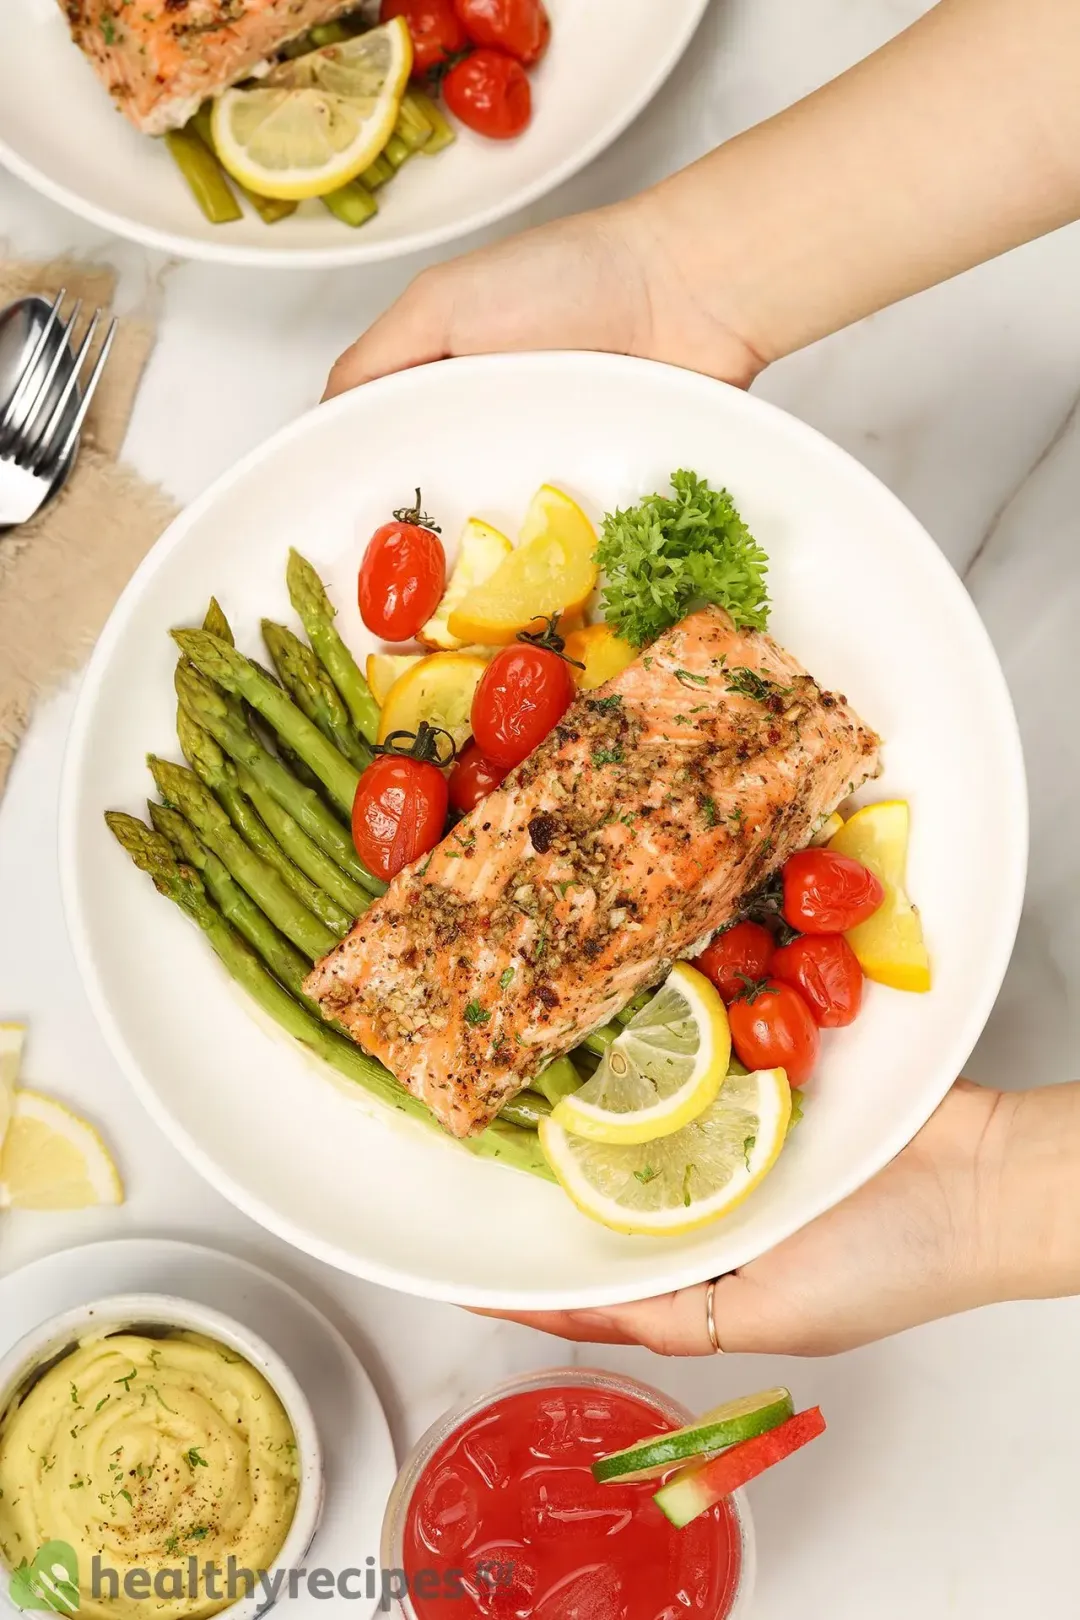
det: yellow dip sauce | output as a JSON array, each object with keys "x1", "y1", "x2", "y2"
[{"x1": 0, "y1": 1332, "x2": 299, "y2": 1620}]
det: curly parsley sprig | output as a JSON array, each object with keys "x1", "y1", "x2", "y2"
[{"x1": 595, "y1": 470, "x2": 770, "y2": 646}]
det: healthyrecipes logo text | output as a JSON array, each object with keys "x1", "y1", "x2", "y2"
[{"x1": 8, "y1": 1542, "x2": 516, "y2": 1613}]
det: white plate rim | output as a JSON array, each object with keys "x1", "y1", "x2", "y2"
[
  {"x1": 0, "y1": 0, "x2": 710, "y2": 269},
  {"x1": 59, "y1": 352, "x2": 1029, "y2": 1306}
]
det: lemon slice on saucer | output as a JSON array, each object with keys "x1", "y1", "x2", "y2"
[
  {"x1": 553, "y1": 965, "x2": 730, "y2": 1145},
  {"x1": 0, "y1": 1022, "x2": 25, "y2": 1156},
  {"x1": 211, "y1": 19, "x2": 412, "y2": 201},
  {"x1": 0, "y1": 1090, "x2": 124, "y2": 1211},
  {"x1": 540, "y1": 1067, "x2": 791, "y2": 1236}
]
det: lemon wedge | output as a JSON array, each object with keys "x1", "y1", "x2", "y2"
[
  {"x1": 420, "y1": 518, "x2": 513, "y2": 651},
  {"x1": 554, "y1": 966, "x2": 730, "y2": 1145},
  {"x1": 0, "y1": 1090, "x2": 123, "y2": 1211},
  {"x1": 0, "y1": 1022, "x2": 25, "y2": 1157},
  {"x1": 366, "y1": 652, "x2": 423, "y2": 707},
  {"x1": 541, "y1": 1067, "x2": 791, "y2": 1236},
  {"x1": 447, "y1": 485, "x2": 598, "y2": 645},
  {"x1": 829, "y1": 800, "x2": 931, "y2": 992},
  {"x1": 211, "y1": 19, "x2": 412, "y2": 201},
  {"x1": 563, "y1": 622, "x2": 637, "y2": 690},
  {"x1": 811, "y1": 810, "x2": 845, "y2": 846},
  {"x1": 377, "y1": 651, "x2": 488, "y2": 756}
]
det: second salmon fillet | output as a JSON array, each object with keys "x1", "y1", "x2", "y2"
[{"x1": 305, "y1": 607, "x2": 880, "y2": 1137}]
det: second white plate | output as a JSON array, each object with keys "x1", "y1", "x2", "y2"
[{"x1": 0, "y1": 0, "x2": 710, "y2": 268}]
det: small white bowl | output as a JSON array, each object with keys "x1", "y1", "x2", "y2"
[{"x1": 0, "y1": 1294, "x2": 323, "y2": 1620}]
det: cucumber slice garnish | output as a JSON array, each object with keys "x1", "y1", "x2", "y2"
[{"x1": 591, "y1": 1387, "x2": 794, "y2": 1483}]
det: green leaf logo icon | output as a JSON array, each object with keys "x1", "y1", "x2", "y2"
[{"x1": 9, "y1": 1542, "x2": 80, "y2": 1614}]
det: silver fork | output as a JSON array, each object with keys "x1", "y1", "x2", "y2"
[{"x1": 0, "y1": 294, "x2": 118, "y2": 527}]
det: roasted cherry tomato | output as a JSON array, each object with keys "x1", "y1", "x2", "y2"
[
  {"x1": 728, "y1": 979, "x2": 820, "y2": 1086},
  {"x1": 453, "y1": 0, "x2": 550, "y2": 64},
  {"x1": 448, "y1": 741, "x2": 507, "y2": 812},
  {"x1": 380, "y1": 0, "x2": 468, "y2": 73},
  {"x1": 351, "y1": 727, "x2": 451, "y2": 881},
  {"x1": 442, "y1": 48, "x2": 532, "y2": 138},
  {"x1": 358, "y1": 490, "x2": 446, "y2": 643},
  {"x1": 771, "y1": 934, "x2": 864, "y2": 1028},
  {"x1": 694, "y1": 921, "x2": 775, "y2": 1005},
  {"x1": 781, "y1": 847, "x2": 884, "y2": 935},
  {"x1": 471, "y1": 622, "x2": 577, "y2": 770}
]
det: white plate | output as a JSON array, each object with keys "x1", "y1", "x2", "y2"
[
  {"x1": 60, "y1": 353, "x2": 1027, "y2": 1308},
  {"x1": 0, "y1": 1238, "x2": 396, "y2": 1619},
  {"x1": 0, "y1": 0, "x2": 709, "y2": 269}
]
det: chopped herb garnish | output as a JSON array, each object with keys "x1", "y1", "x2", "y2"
[
  {"x1": 674, "y1": 668, "x2": 709, "y2": 687},
  {"x1": 682, "y1": 1164, "x2": 696, "y2": 1208},
  {"x1": 417, "y1": 855, "x2": 432, "y2": 877},
  {"x1": 69, "y1": 1384, "x2": 80, "y2": 1407},
  {"x1": 633, "y1": 1166, "x2": 659, "y2": 1185},
  {"x1": 94, "y1": 1396, "x2": 111, "y2": 1414},
  {"x1": 590, "y1": 694, "x2": 623, "y2": 712},
  {"x1": 188, "y1": 1527, "x2": 209, "y2": 1543},
  {"x1": 101, "y1": 16, "x2": 116, "y2": 43},
  {"x1": 69, "y1": 1480, "x2": 85, "y2": 1491},
  {"x1": 114, "y1": 1368, "x2": 138, "y2": 1392},
  {"x1": 642, "y1": 656, "x2": 654, "y2": 670},
  {"x1": 184, "y1": 1447, "x2": 208, "y2": 1471},
  {"x1": 742, "y1": 1135, "x2": 756, "y2": 1170},
  {"x1": 701, "y1": 796, "x2": 719, "y2": 828},
  {"x1": 464, "y1": 1001, "x2": 491, "y2": 1027},
  {"x1": 498, "y1": 967, "x2": 515, "y2": 990},
  {"x1": 725, "y1": 666, "x2": 792, "y2": 704},
  {"x1": 147, "y1": 1385, "x2": 177, "y2": 1414},
  {"x1": 118, "y1": 1489, "x2": 133, "y2": 1507},
  {"x1": 672, "y1": 715, "x2": 691, "y2": 726},
  {"x1": 591, "y1": 746, "x2": 623, "y2": 766}
]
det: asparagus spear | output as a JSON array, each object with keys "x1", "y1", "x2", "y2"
[
  {"x1": 499, "y1": 1094, "x2": 553, "y2": 1130},
  {"x1": 172, "y1": 629, "x2": 361, "y2": 817},
  {"x1": 190, "y1": 109, "x2": 297, "y2": 224},
  {"x1": 105, "y1": 813, "x2": 555, "y2": 1183},
  {"x1": 203, "y1": 596, "x2": 234, "y2": 644},
  {"x1": 528, "y1": 1054, "x2": 583, "y2": 1108},
  {"x1": 262, "y1": 620, "x2": 371, "y2": 771},
  {"x1": 234, "y1": 761, "x2": 372, "y2": 919},
  {"x1": 164, "y1": 129, "x2": 242, "y2": 225},
  {"x1": 361, "y1": 153, "x2": 395, "y2": 190},
  {"x1": 148, "y1": 755, "x2": 337, "y2": 961},
  {"x1": 321, "y1": 182, "x2": 379, "y2": 228},
  {"x1": 286, "y1": 550, "x2": 380, "y2": 744},
  {"x1": 405, "y1": 89, "x2": 456, "y2": 155},
  {"x1": 176, "y1": 705, "x2": 352, "y2": 937},
  {"x1": 148, "y1": 801, "x2": 315, "y2": 1003},
  {"x1": 175, "y1": 660, "x2": 384, "y2": 896}
]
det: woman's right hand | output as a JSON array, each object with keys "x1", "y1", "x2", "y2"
[{"x1": 324, "y1": 199, "x2": 767, "y2": 398}]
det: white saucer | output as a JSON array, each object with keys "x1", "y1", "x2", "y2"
[{"x1": 0, "y1": 1238, "x2": 397, "y2": 1618}]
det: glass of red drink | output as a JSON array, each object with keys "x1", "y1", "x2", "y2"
[{"x1": 380, "y1": 1368, "x2": 755, "y2": 1619}]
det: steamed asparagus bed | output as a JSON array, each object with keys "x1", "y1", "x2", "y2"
[{"x1": 105, "y1": 562, "x2": 598, "y2": 1183}]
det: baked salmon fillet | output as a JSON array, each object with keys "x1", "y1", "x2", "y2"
[
  {"x1": 60, "y1": 0, "x2": 360, "y2": 135},
  {"x1": 305, "y1": 607, "x2": 881, "y2": 1137}
]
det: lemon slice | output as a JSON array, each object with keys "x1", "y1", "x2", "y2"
[
  {"x1": 366, "y1": 652, "x2": 423, "y2": 707},
  {"x1": 0, "y1": 1022, "x2": 26, "y2": 1156},
  {"x1": 0, "y1": 1090, "x2": 123, "y2": 1211},
  {"x1": 447, "y1": 485, "x2": 598, "y2": 645},
  {"x1": 420, "y1": 518, "x2": 513, "y2": 651},
  {"x1": 211, "y1": 19, "x2": 412, "y2": 201},
  {"x1": 563, "y1": 623, "x2": 637, "y2": 690},
  {"x1": 829, "y1": 800, "x2": 931, "y2": 992},
  {"x1": 553, "y1": 965, "x2": 730, "y2": 1145},
  {"x1": 377, "y1": 651, "x2": 488, "y2": 756},
  {"x1": 810, "y1": 810, "x2": 844, "y2": 846},
  {"x1": 540, "y1": 1067, "x2": 791, "y2": 1236}
]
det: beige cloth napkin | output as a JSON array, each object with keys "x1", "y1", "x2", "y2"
[{"x1": 0, "y1": 259, "x2": 178, "y2": 798}]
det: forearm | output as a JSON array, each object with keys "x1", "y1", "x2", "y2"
[
  {"x1": 993, "y1": 1083, "x2": 1080, "y2": 1302},
  {"x1": 636, "y1": 0, "x2": 1080, "y2": 367}
]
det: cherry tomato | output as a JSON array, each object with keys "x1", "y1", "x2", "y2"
[
  {"x1": 728, "y1": 979, "x2": 820, "y2": 1086},
  {"x1": 781, "y1": 848, "x2": 884, "y2": 935},
  {"x1": 448, "y1": 741, "x2": 507, "y2": 812},
  {"x1": 471, "y1": 643, "x2": 575, "y2": 770},
  {"x1": 358, "y1": 493, "x2": 446, "y2": 643},
  {"x1": 771, "y1": 934, "x2": 864, "y2": 1028},
  {"x1": 442, "y1": 48, "x2": 532, "y2": 138},
  {"x1": 453, "y1": 0, "x2": 550, "y2": 64},
  {"x1": 351, "y1": 755, "x2": 448, "y2": 882},
  {"x1": 694, "y1": 921, "x2": 775, "y2": 1005},
  {"x1": 380, "y1": 0, "x2": 468, "y2": 73}
]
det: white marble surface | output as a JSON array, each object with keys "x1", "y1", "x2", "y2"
[{"x1": 3, "y1": 0, "x2": 1080, "y2": 1613}]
